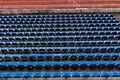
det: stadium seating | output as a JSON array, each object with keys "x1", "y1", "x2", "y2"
[{"x1": 0, "y1": 14, "x2": 120, "y2": 79}]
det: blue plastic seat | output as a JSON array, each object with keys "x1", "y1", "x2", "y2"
[
  {"x1": 62, "y1": 72, "x2": 71, "y2": 77},
  {"x1": 111, "y1": 53, "x2": 119, "y2": 60},
  {"x1": 106, "y1": 61, "x2": 114, "y2": 67},
  {"x1": 62, "y1": 62, "x2": 70, "y2": 68},
  {"x1": 45, "y1": 54, "x2": 52, "y2": 60},
  {"x1": 111, "y1": 71, "x2": 120, "y2": 77},
  {"x1": 71, "y1": 62, "x2": 79, "y2": 68},
  {"x1": 9, "y1": 62, "x2": 17, "y2": 69},
  {"x1": 62, "y1": 54, "x2": 69, "y2": 60},
  {"x1": 23, "y1": 72, "x2": 32, "y2": 78},
  {"x1": 91, "y1": 72, "x2": 100, "y2": 77},
  {"x1": 82, "y1": 72, "x2": 90, "y2": 77},
  {"x1": 94, "y1": 53, "x2": 101, "y2": 60},
  {"x1": 44, "y1": 62, "x2": 52, "y2": 68},
  {"x1": 37, "y1": 54, "x2": 44, "y2": 60},
  {"x1": 33, "y1": 72, "x2": 42, "y2": 78},
  {"x1": 78, "y1": 54, "x2": 85, "y2": 60},
  {"x1": 35, "y1": 62, "x2": 43, "y2": 68},
  {"x1": 4, "y1": 72, "x2": 13, "y2": 78},
  {"x1": 43, "y1": 72, "x2": 52, "y2": 78},
  {"x1": 27, "y1": 62, "x2": 34, "y2": 68},
  {"x1": 54, "y1": 54, "x2": 61, "y2": 60},
  {"x1": 70, "y1": 54, "x2": 77, "y2": 60},
  {"x1": 88, "y1": 61, "x2": 96, "y2": 68},
  {"x1": 21, "y1": 54, "x2": 29, "y2": 60},
  {"x1": 53, "y1": 72, "x2": 61, "y2": 77},
  {"x1": 80, "y1": 61, "x2": 87, "y2": 68},
  {"x1": 101, "y1": 72, "x2": 110, "y2": 77},
  {"x1": 0, "y1": 62, "x2": 8, "y2": 68},
  {"x1": 72, "y1": 72, "x2": 80, "y2": 77},
  {"x1": 13, "y1": 72, "x2": 23, "y2": 78},
  {"x1": 97, "y1": 61, "x2": 105, "y2": 68},
  {"x1": 29, "y1": 54, "x2": 37, "y2": 60},
  {"x1": 18, "y1": 62, "x2": 26, "y2": 68}
]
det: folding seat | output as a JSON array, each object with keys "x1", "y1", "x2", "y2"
[
  {"x1": 12, "y1": 42, "x2": 19, "y2": 46},
  {"x1": 44, "y1": 62, "x2": 52, "y2": 69},
  {"x1": 53, "y1": 62, "x2": 61, "y2": 69},
  {"x1": 33, "y1": 72, "x2": 42, "y2": 78},
  {"x1": 0, "y1": 62, "x2": 8, "y2": 69},
  {"x1": 23, "y1": 72, "x2": 32, "y2": 78},
  {"x1": 4, "y1": 54, "x2": 12, "y2": 61},
  {"x1": 4, "y1": 72, "x2": 13, "y2": 78},
  {"x1": 9, "y1": 62, "x2": 17, "y2": 69},
  {"x1": 99, "y1": 47, "x2": 107, "y2": 53},
  {"x1": 54, "y1": 54, "x2": 61, "y2": 60},
  {"x1": 0, "y1": 42, "x2": 5, "y2": 46},
  {"x1": 101, "y1": 72, "x2": 110, "y2": 77},
  {"x1": 86, "y1": 54, "x2": 93, "y2": 60},
  {"x1": 84, "y1": 47, "x2": 91, "y2": 53},
  {"x1": 62, "y1": 72, "x2": 71, "y2": 77},
  {"x1": 115, "y1": 61, "x2": 120, "y2": 68},
  {"x1": 21, "y1": 54, "x2": 29, "y2": 61},
  {"x1": 62, "y1": 54, "x2": 69, "y2": 60},
  {"x1": 62, "y1": 62, "x2": 70, "y2": 69},
  {"x1": 43, "y1": 72, "x2": 52, "y2": 78},
  {"x1": 77, "y1": 47, "x2": 83, "y2": 53},
  {"x1": 115, "y1": 46, "x2": 120, "y2": 52},
  {"x1": 111, "y1": 53, "x2": 119, "y2": 60},
  {"x1": 13, "y1": 54, "x2": 20, "y2": 61},
  {"x1": 81, "y1": 72, "x2": 90, "y2": 77},
  {"x1": 71, "y1": 62, "x2": 79, "y2": 69},
  {"x1": 106, "y1": 61, "x2": 114, "y2": 68},
  {"x1": 97, "y1": 61, "x2": 105, "y2": 69},
  {"x1": 94, "y1": 53, "x2": 101, "y2": 60},
  {"x1": 88, "y1": 61, "x2": 97, "y2": 69},
  {"x1": 62, "y1": 47, "x2": 68, "y2": 52},
  {"x1": 102, "y1": 53, "x2": 111, "y2": 60},
  {"x1": 91, "y1": 72, "x2": 100, "y2": 77},
  {"x1": 90, "y1": 41, "x2": 96, "y2": 46},
  {"x1": 71, "y1": 72, "x2": 80, "y2": 77},
  {"x1": 29, "y1": 54, "x2": 37, "y2": 61},
  {"x1": 53, "y1": 72, "x2": 61, "y2": 77},
  {"x1": 111, "y1": 71, "x2": 120, "y2": 77},
  {"x1": 38, "y1": 54, "x2": 44, "y2": 61},
  {"x1": 78, "y1": 54, "x2": 85, "y2": 60},
  {"x1": 75, "y1": 36, "x2": 80, "y2": 40},
  {"x1": 27, "y1": 62, "x2": 34, "y2": 69},
  {"x1": 35, "y1": 62, "x2": 43, "y2": 69},
  {"x1": 45, "y1": 54, "x2": 53, "y2": 60},
  {"x1": 18, "y1": 62, "x2": 26, "y2": 69},
  {"x1": 1, "y1": 48, "x2": 8, "y2": 53},
  {"x1": 70, "y1": 54, "x2": 77, "y2": 60},
  {"x1": 80, "y1": 61, "x2": 87, "y2": 69}
]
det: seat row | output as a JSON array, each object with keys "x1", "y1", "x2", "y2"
[
  {"x1": 0, "y1": 41, "x2": 119, "y2": 47},
  {"x1": 0, "y1": 53, "x2": 120, "y2": 61},
  {"x1": 0, "y1": 46, "x2": 120, "y2": 53},
  {"x1": 0, "y1": 23, "x2": 119, "y2": 28},
  {"x1": 0, "y1": 18, "x2": 116, "y2": 22},
  {"x1": 0, "y1": 35, "x2": 119, "y2": 41},
  {"x1": 1, "y1": 27, "x2": 119, "y2": 32},
  {"x1": 0, "y1": 20, "x2": 118, "y2": 24},
  {"x1": 0, "y1": 31, "x2": 120, "y2": 36},
  {"x1": 0, "y1": 14, "x2": 113, "y2": 18},
  {"x1": 1, "y1": 61, "x2": 120, "y2": 69},
  {"x1": 0, "y1": 71, "x2": 119, "y2": 78}
]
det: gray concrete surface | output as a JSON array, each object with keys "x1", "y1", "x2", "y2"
[{"x1": 0, "y1": 8, "x2": 120, "y2": 15}]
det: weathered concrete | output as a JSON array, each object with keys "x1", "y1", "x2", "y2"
[{"x1": 0, "y1": 8, "x2": 120, "y2": 15}]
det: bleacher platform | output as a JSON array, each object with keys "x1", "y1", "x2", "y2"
[{"x1": 0, "y1": 14, "x2": 120, "y2": 80}]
